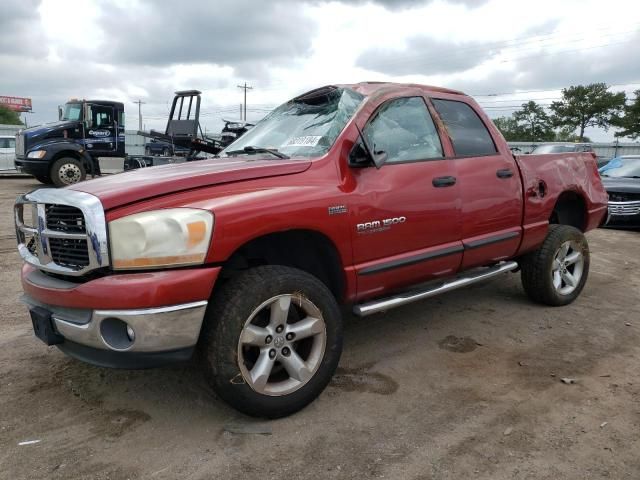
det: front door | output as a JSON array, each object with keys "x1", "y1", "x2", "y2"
[
  {"x1": 349, "y1": 96, "x2": 463, "y2": 300},
  {"x1": 85, "y1": 104, "x2": 117, "y2": 154}
]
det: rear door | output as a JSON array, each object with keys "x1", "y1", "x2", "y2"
[
  {"x1": 431, "y1": 98, "x2": 523, "y2": 270},
  {"x1": 349, "y1": 96, "x2": 462, "y2": 299}
]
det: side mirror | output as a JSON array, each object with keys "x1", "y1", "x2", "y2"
[
  {"x1": 354, "y1": 124, "x2": 387, "y2": 169},
  {"x1": 348, "y1": 142, "x2": 371, "y2": 168},
  {"x1": 58, "y1": 106, "x2": 63, "y2": 120},
  {"x1": 84, "y1": 103, "x2": 93, "y2": 128}
]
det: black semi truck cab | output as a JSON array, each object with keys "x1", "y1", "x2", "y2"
[{"x1": 14, "y1": 99, "x2": 125, "y2": 186}]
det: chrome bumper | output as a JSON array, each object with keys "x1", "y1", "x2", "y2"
[{"x1": 22, "y1": 296, "x2": 207, "y2": 353}]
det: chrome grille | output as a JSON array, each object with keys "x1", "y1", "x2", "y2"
[
  {"x1": 15, "y1": 133, "x2": 24, "y2": 156},
  {"x1": 49, "y1": 237, "x2": 90, "y2": 268},
  {"x1": 14, "y1": 189, "x2": 109, "y2": 276},
  {"x1": 608, "y1": 200, "x2": 640, "y2": 216},
  {"x1": 46, "y1": 204, "x2": 86, "y2": 234}
]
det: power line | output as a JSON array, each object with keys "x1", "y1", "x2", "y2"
[
  {"x1": 256, "y1": 22, "x2": 640, "y2": 93},
  {"x1": 355, "y1": 27, "x2": 639, "y2": 72},
  {"x1": 471, "y1": 81, "x2": 640, "y2": 97}
]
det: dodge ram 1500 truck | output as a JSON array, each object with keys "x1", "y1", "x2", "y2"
[{"x1": 15, "y1": 82, "x2": 608, "y2": 418}]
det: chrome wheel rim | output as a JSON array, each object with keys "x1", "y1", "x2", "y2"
[
  {"x1": 552, "y1": 240, "x2": 584, "y2": 295},
  {"x1": 58, "y1": 163, "x2": 82, "y2": 185},
  {"x1": 237, "y1": 294, "x2": 327, "y2": 396}
]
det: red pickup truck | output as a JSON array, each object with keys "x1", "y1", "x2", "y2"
[{"x1": 15, "y1": 82, "x2": 608, "y2": 417}]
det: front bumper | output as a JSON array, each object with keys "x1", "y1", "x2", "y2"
[
  {"x1": 23, "y1": 295, "x2": 207, "y2": 368},
  {"x1": 21, "y1": 264, "x2": 220, "y2": 367},
  {"x1": 14, "y1": 157, "x2": 50, "y2": 176}
]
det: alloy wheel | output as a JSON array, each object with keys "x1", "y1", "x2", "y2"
[
  {"x1": 237, "y1": 294, "x2": 327, "y2": 396},
  {"x1": 551, "y1": 240, "x2": 584, "y2": 295}
]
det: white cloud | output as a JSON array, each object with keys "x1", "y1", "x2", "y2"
[{"x1": 1, "y1": 0, "x2": 639, "y2": 140}]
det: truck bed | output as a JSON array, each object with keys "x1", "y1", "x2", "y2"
[{"x1": 515, "y1": 152, "x2": 608, "y2": 254}]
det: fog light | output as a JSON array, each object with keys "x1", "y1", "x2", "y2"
[{"x1": 100, "y1": 317, "x2": 135, "y2": 351}]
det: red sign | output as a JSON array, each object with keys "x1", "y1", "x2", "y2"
[{"x1": 0, "y1": 96, "x2": 32, "y2": 112}]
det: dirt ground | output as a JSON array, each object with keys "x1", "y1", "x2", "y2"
[{"x1": 1, "y1": 177, "x2": 639, "y2": 480}]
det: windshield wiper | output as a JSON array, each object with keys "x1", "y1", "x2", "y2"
[{"x1": 225, "y1": 146, "x2": 290, "y2": 159}]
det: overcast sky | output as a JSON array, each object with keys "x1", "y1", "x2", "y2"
[{"x1": 2, "y1": 0, "x2": 640, "y2": 141}]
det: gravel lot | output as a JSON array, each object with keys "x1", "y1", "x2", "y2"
[{"x1": 1, "y1": 177, "x2": 639, "y2": 480}]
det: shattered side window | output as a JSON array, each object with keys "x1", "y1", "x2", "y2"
[{"x1": 223, "y1": 87, "x2": 365, "y2": 158}]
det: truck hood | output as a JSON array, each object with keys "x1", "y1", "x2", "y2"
[
  {"x1": 70, "y1": 157, "x2": 312, "y2": 210},
  {"x1": 22, "y1": 120, "x2": 80, "y2": 137},
  {"x1": 601, "y1": 177, "x2": 640, "y2": 193}
]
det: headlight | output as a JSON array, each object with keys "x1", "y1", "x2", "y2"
[
  {"x1": 109, "y1": 208, "x2": 214, "y2": 269},
  {"x1": 27, "y1": 150, "x2": 46, "y2": 159}
]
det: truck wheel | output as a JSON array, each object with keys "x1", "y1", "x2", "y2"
[
  {"x1": 520, "y1": 225, "x2": 590, "y2": 306},
  {"x1": 163, "y1": 147, "x2": 170, "y2": 157},
  {"x1": 200, "y1": 265, "x2": 343, "y2": 418},
  {"x1": 51, "y1": 157, "x2": 86, "y2": 187}
]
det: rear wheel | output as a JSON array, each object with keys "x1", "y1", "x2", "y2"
[
  {"x1": 50, "y1": 157, "x2": 86, "y2": 187},
  {"x1": 200, "y1": 265, "x2": 343, "y2": 418},
  {"x1": 520, "y1": 225, "x2": 590, "y2": 306}
]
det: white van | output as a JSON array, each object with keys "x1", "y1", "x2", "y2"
[{"x1": 0, "y1": 135, "x2": 16, "y2": 171}]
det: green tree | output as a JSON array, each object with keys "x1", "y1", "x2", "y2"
[
  {"x1": 550, "y1": 83, "x2": 626, "y2": 142},
  {"x1": 492, "y1": 116, "x2": 523, "y2": 141},
  {"x1": 513, "y1": 101, "x2": 555, "y2": 141},
  {"x1": 614, "y1": 89, "x2": 640, "y2": 140},
  {"x1": 553, "y1": 126, "x2": 591, "y2": 143},
  {"x1": 0, "y1": 105, "x2": 24, "y2": 125}
]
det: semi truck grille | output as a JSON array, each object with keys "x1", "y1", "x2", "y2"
[
  {"x1": 14, "y1": 190, "x2": 110, "y2": 276},
  {"x1": 15, "y1": 133, "x2": 25, "y2": 157}
]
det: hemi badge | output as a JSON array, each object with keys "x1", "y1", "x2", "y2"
[{"x1": 328, "y1": 205, "x2": 347, "y2": 215}]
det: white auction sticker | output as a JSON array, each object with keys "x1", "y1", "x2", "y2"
[{"x1": 284, "y1": 136, "x2": 322, "y2": 147}]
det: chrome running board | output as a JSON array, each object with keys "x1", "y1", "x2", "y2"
[{"x1": 353, "y1": 261, "x2": 519, "y2": 317}]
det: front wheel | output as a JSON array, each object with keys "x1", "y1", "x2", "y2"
[
  {"x1": 520, "y1": 224, "x2": 590, "y2": 306},
  {"x1": 50, "y1": 157, "x2": 86, "y2": 187},
  {"x1": 200, "y1": 266, "x2": 343, "y2": 418}
]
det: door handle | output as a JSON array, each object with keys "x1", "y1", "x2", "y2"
[
  {"x1": 496, "y1": 168, "x2": 514, "y2": 179},
  {"x1": 432, "y1": 176, "x2": 457, "y2": 187}
]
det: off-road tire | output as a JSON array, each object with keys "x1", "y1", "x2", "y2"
[
  {"x1": 520, "y1": 224, "x2": 590, "y2": 306},
  {"x1": 200, "y1": 265, "x2": 343, "y2": 418},
  {"x1": 50, "y1": 157, "x2": 86, "y2": 187}
]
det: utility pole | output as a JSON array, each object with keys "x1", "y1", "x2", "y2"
[
  {"x1": 133, "y1": 99, "x2": 146, "y2": 131},
  {"x1": 237, "y1": 83, "x2": 253, "y2": 121}
]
